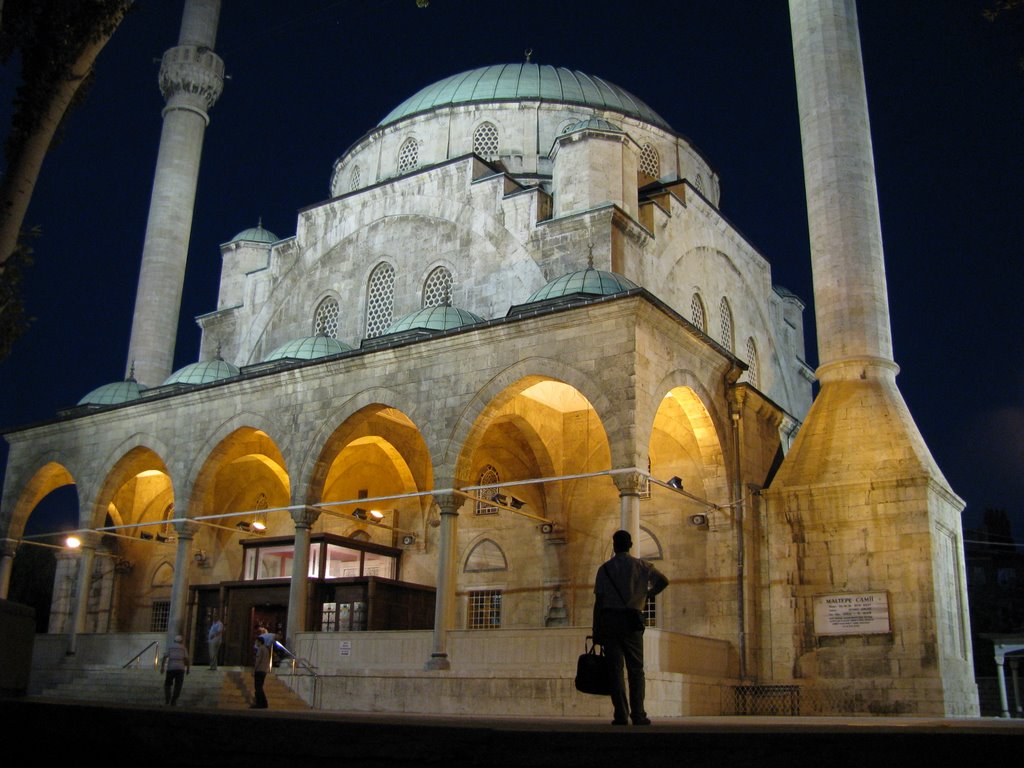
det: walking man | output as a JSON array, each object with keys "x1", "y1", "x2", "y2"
[
  {"x1": 160, "y1": 635, "x2": 191, "y2": 705},
  {"x1": 593, "y1": 529, "x2": 668, "y2": 725}
]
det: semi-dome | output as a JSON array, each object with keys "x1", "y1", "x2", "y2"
[
  {"x1": 563, "y1": 117, "x2": 623, "y2": 134},
  {"x1": 78, "y1": 378, "x2": 146, "y2": 406},
  {"x1": 264, "y1": 335, "x2": 352, "y2": 361},
  {"x1": 525, "y1": 267, "x2": 639, "y2": 303},
  {"x1": 383, "y1": 305, "x2": 485, "y2": 336},
  {"x1": 380, "y1": 63, "x2": 671, "y2": 131},
  {"x1": 163, "y1": 358, "x2": 240, "y2": 386},
  {"x1": 228, "y1": 220, "x2": 278, "y2": 245}
]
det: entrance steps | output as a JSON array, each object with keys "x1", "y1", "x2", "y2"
[{"x1": 34, "y1": 667, "x2": 310, "y2": 711}]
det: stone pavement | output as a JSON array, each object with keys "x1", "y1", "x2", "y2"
[{"x1": 3, "y1": 697, "x2": 1021, "y2": 767}]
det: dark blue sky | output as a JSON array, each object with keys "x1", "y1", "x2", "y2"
[{"x1": 2, "y1": 1, "x2": 1022, "y2": 534}]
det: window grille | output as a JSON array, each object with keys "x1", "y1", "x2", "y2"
[
  {"x1": 349, "y1": 165, "x2": 361, "y2": 191},
  {"x1": 745, "y1": 337, "x2": 759, "y2": 388},
  {"x1": 314, "y1": 297, "x2": 340, "y2": 338},
  {"x1": 150, "y1": 600, "x2": 170, "y2": 632},
  {"x1": 475, "y1": 466, "x2": 500, "y2": 515},
  {"x1": 643, "y1": 595, "x2": 657, "y2": 627},
  {"x1": 398, "y1": 138, "x2": 419, "y2": 174},
  {"x1": 365, "y1": 263, "x2": 395, "y2": 338},
  {"x1": 473, "y1": 122, "x2": 500, "y2": 161},
  {"x1": 639, "y1": 144, "x2": 660, "y2": 179},
  {"x1": 467, "y1": 589, "x2": 502, "y2": 629},
  {"x1": 691, "y1": 294, "x2": 706, "y2": 332},
  {"x1": 719, "y1": 297, "x2": 734, "y2": 352},
  {"x1": 422, "y1": 267, "x2": 453, "y2": 308}
]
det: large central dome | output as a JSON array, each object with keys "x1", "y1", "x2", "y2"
[{"x1": 379, "y1": 63, "x2": 671, "y2": 131}]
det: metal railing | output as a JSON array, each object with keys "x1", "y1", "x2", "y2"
[
  {"x1": 123, "y1": 641, "x2": 160, "y2": 670},
  {"x1": 272, "y1": 640, "x2": 320, "y2": 709}
]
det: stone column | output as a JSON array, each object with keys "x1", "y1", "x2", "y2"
[
  {"x1": 67, "y1": 532, "x2": 99, "y2": 655},
  {"x1": 425, "y1": 493, "x2": 460, "y2": 670},
  {"x1": 613, "y1": 471, "x2": 643, "y2": 547},
  {"x1": 0, "y1": 538, "x2": 17, "y2": 598},
  {"x1": 286, "y1": 507, "x2": 320, "y2": 648},
  {"x1": 166, "y1": 520, "x2": 199, "y2": 647},
  {"x1": 125, "y1": 0, "x2": 224, "y2": 386}
]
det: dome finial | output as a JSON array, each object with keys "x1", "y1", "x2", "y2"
[
  {"x1": 587, "y1": 242, "x2": 595, "y2": 269},
  {"x1": 524, "y1": 48, "x2": 532, "y2": 63}
]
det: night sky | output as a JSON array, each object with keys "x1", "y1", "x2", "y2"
[{"x1": 1, "y1": 1, "x2": 1022, "y2": 536}]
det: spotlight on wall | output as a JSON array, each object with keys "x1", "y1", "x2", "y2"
[
  {"x1": 401, "y1": 534, "x2": 417, "y2": 546},
  {"x1": 668, "y1": 476, "x2": 684, "y2": 491},
  {"x1": 65, "y1": 535, "x2": 82, "y2": 549},
  {"x1": 494, "y1": 493, "x2": 526, "y2": 510},
  {"x1": 689, "y1": 513, "x2": 708, "y2": 528},
  {"x1": 251, "y1": 516, "x2": 267, "y2": 532},
  {"x1": 236, "y1": 521, "x2": 253, "y2": 532},
  {"x1": 353, "y1": 508, "x2": 385, "y2": 523},
  {"x1": 155, "y1": 533, "x2": 171, "y2": 543},
  {"x1": 539, "y1": 522, "x2": 555, "y2": 534},
  {"x1": 193, "y1": 549, "x2": 208, "y2": 566}
]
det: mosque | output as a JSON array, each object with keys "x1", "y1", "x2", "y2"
[{"x1": 0, "y1": 0, "x2": 979, "y2": 716}]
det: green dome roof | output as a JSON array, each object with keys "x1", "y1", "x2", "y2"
[
  {"x1": 526, "y1": 268, "x2": 639, "y2": 303},
  {"x1": 380, "y1": 64, "x2": 671, "y2": 131},
  {"x1": 228, "y1": 221, "x2": 278, "y2": 244},
  {"x1": 264, "y1": 335, "x2": 352, "y2": 361},
  {"x1": 383, "y1": 305, "x2": 485, "y2": 335},
  {"x1": 78, "y1": 378, "x2": 146, "y2": 406},
  {"x1": 163, "y1": 359, "x2": 240, "y2": 386}
]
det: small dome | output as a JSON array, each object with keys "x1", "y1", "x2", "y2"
[
  {"x1": 264, "y1": 335, "x2": 352, "y2": 361},
  {"x1": 526, "y1": 268, "x2": 639, "y2": 303},
  {"x1": 163, "y1": 359, "x2": 240, "y2": 386},
  {"x1": 562, "y1": 117, "x2": 623, "y2": 135},
  {"x1": 383, "y1": 305, "x2": 485, "y2": 335},
  {"x1": 78, "y1": 378, "x2": 146, "y2": 406},
  {"x1": 228, "y1": 220, "x2": 278, "y2": 244}
]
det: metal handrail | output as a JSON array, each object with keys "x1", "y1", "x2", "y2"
[
  {"x1": 271, "y1": 640, "x2": 321, "y2": 709},
  {"x1": 123, "y1": 641, "x2": 160, "y2": 670}
]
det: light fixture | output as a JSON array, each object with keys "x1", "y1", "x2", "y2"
[
  {"x1": 139, "y1": 532, "x2": 154, "y2": 541},
  {"x1": 493, "y1": 493, "x2": 526, "y2": 510},
  {"x1": 508, "y1": 497, "x2": 525, "y2": 510},
  {"x1": 251, "y1": 518, "x2": 267, "y2": 532},
  {"x1": 401, "y1": 534, "x2": 417, "y2": 546},
  {"x1": 668, "y1": 476, "x2": 684, "y2": 491},
  {"x1": 540, "y1": 522, "x2": 555, "y2": 534},
  {"x1": 65, "y1": 535, "x2": 82, "y2": 549},
  {"x1": 193, "y1": 550, "x2": 208, "y2": 565},
  {"x1": 689, "y1": 513, "x2": 708, "y2": 527},
  {"x1": 352, "y1": 508, "x2": 385, "y2": 523},
  {"x1": 236, "y1": 521, "x2": 253, "y2": 532}
]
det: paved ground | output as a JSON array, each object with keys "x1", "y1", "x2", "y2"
[{"x1": 4, "y1": 697, "x2": 1021, "y2": 767}]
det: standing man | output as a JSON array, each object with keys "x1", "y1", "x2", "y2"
[
  {"x1": 250, "y1": 633, "x2": 271, "y2": 709},
  {"x1": 160, "y1": 635, "x2": 191, "y2": 706},
  {"x1": 207, "y1": 615, "x2": 224, "y2": 670},
  {"x1": 593, "y1": 529, "x2": 668, "y2": 726}
]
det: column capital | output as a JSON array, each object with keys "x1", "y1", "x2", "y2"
[
  {"x1": 173, "y1": 519, "x2": 201, "y2": 539},
  {"x1": 1, "y1": 538, "x2": 19, "y2": 558},
  {"x1": 434, "y1": 493, "x2": 462, "y2": 515},
  {"x1": 612, "y1": 470, "x2": 646, "y2": 497},
  {"x1": 291, "y1": 507, "x2": 321, "y2": 528}
]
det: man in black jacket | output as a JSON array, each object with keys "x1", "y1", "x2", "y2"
[{"x1": 593, "y1": 529, "x2": 669, "y2": 725}]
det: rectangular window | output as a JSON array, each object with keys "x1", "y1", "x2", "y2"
[
  {"x1": 467, "y1": 589, "x2": 502, "y2": 629},
  {"x1": 643, "y1": 595, "x2": 656, "y2": 627},
  {"x1": 150, "y1": 600, "x2": 170, "y2": 632}
]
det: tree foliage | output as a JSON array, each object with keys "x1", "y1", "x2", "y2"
[{"x1": 0, "y1": 0, "x2": 133, "y2": 359}]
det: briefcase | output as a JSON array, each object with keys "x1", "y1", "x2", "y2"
[{"x1": 575, "y1": 636, "x2": 611, "y2": 695}]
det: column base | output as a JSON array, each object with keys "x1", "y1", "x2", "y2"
[{"x1": 424, "y1": 653, "x2": 451, "y2": 671}]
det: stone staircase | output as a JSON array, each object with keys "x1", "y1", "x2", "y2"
[{"x1": 34, "y1": 667, "x2": 311, "y2": 711}]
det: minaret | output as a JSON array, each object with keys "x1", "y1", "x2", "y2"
[
  {"x1": 761, "y1": 0, "x2": 978, "y2": 715},
  {"x1": 125, "y1": 0, "x2": 224, "y2": 387}
]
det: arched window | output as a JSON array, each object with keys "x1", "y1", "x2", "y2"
[
  {"x1": 465, "y1": 539, "x2": 508, "y2": 572},
  {"x1": 475, "y1": 465, "x2": 500, "y2": 515},
  {"x1": 638, "y1": 527, "x2": 663, "y2": 627},
  {"x1": 719, "y1": 297, "x2": 734, "y2": 352},
  {"x1": 349, "y1": 165, "x2": 361, "y2": 192},
  {"x1": 745, "y1": 337, "x2": 760, "y2": 388},
  {"x1": 422, "y1": 266, "x2": 453, "y2": 308},
  {"x1": 473, "y1": 122, "x2": 500, "y2": 161},
  {"x1": 639, "y1": 144, "x2": 660, "y2": 179},
  {"x1": 690, "y1": 294, "x2": 706, "y2": 332},
  {"x1": 364, "y1": 263, "x2": 395, "y2": 338},
  {"x1": 314, "y1": 296, "x2": 340, "y2": 338},
  {"x1": 397, "y1": 137, "x2": 419, "y2": 174}
]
